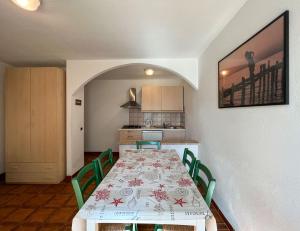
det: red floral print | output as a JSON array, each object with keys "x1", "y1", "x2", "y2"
[
  {"x1": 128, "y1": 178, "x2": 144, "y2": 187},
  {"x1": 150, "y1": 189, "x2": 169, "y2": 202},
  {"x1": 116, "y1": 162, "x2": 126, "y2": 168},
  {"x1": 111, "y1": 198, "x2": 124, "y2": 207},
  {"x1": 136, "y1": 157, "x2": 145, "y2": 162},
  {"x1": 169, "y1": 157, "x2": 179, "y2": 162},
  {"x1": 177, "y1": 178, "x2": 193, "y2": 187},
  {"x1": 174, "y1": 198, "x2": 186, "y2": 207},
  {"x1": 95, "y1": 189, "x2": 110, "y2": 201},
  {"x1": 152, "y1": 162, "x2": 162, "y2": 168}
]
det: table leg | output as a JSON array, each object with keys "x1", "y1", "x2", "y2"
[
  {"x1": 195, "y1": 219, "x2": 205, "y2": 231},
  {"x1": 87, "y1": 220, "x2": 98, "y2": 231}
]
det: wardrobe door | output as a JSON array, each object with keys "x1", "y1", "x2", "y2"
[
  {"x1": 5, "y1": 68, "x2": 31, "y2": 162},
  {"x1": 30, "y1": 68, "x2": 58, "y2": 163}
]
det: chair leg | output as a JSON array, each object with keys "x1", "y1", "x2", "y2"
[
  {"x1": 125, "y1": 224, "x2": 138, "y2": 231},
  {"x1": 154, "y1": 224, "x2": 163, "y2": 231},
  {"x1": 125, "y1": 224, "x2": 132, "y2": 231}
]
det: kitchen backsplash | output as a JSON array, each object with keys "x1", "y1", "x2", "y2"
[{"x1": 129, "y1": 109, "x2": 185, "y2": 127}]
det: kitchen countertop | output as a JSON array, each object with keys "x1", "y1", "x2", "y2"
[
  {"x1": 119, "y1": 128, "x2": 186, "y2": 131},
  {"x1": 119, "y1": 139, "x2": 199, "y2": 145}
]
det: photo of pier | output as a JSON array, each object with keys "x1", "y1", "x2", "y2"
[{"x1": 218, "y1": 12, "x2": 288, "y2": 108}]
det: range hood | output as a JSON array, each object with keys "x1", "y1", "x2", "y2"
[{"x1": 120, "y1": 88, "x2": 141, "y2": 109}]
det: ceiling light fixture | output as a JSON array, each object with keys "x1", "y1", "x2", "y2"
[
  {"x1": 144, "y1": 68, "x2": 154, "y2": 76},
  {"x1": 10, "y1": 0, "x2": 41, "y2": 11}
]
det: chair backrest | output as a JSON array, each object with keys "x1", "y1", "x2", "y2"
[
  {"x1": 136, "y1": 141, "x2": 161, "y2": 150},
  {"x1": 95, "y1": 148, "x2": 115, "y2": 179},
  {"x1": 193, "y1": 160, "x2": 216, "y2": 207},
  {"x1": 182, "y1": 148, "x2": 196, "y2": 177},
  {"x1": 71, "y1": 161, "x2": 101, "y2": 209}
]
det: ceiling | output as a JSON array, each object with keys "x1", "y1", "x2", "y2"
[
  {"x1": 0, "y1": 0, "x2": 247, "y2": 66},
  {"x1": 95, "y1": 64, "x2": 180, "y2": 80}
]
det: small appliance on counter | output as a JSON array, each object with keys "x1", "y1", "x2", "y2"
[{"x1": 144, "y1": 119, "x2": 152, "y2": 128}]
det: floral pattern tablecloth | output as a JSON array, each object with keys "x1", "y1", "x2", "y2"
[{"x1": 72, "y1": 149, "x2": 216, "y2": 231}]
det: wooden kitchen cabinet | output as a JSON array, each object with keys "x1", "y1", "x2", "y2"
[
  {"x1": 119, "y1": 130, "x2": 142, "y2": 144},
  {"x1": 141, "y1": 85, "x2": 184, "y2": 112},
  {"x1": 141, "y1": 85, "x2": 162, "y2": 111},
  {"x1": 5, "y1": 67, "x2": 66, "y2": 183},
  {"x1": 162, "y1": 86, "x2": 184, "y2": 111},
  {"x1": 163, "y1": 129, "x2": 186, "y2": 140}
]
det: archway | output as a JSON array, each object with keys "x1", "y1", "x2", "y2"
[{"x1": 66, "y1": 59, "x2": 198, "y2": 176}]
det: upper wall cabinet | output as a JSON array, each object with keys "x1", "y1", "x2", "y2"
[
  {"x1": 161, "y1": 86, "x2": 184, "y2": 111},
  {"x1": 141, "y1": 86, "x2": 184, "y2": 112},
  {"x1": 141, "y1": 86, "x2": 162, "y2": 111}
]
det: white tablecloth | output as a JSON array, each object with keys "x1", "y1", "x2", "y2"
[{"x1": 72, "y1": 149, "x2": 217, "y2": 231}]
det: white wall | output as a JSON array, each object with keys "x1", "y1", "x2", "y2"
[
  {"x1": 0, "y1": 62, "x2": 6, "y2": 174},
  {"x1": 183, "y1": 81, "x2": 196, "y2": 140},
  {"x1": 70, "y1": 87, "x2": 85, "y2": 175},
  {"x1": 191, "y1": 1, "x2": 300, "y2": 230},
  {"x1": 84, "y1": 78, "x2": 186, "y2": 152}
]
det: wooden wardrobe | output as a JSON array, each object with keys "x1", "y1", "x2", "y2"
[{"x1": 5, "y1": 67, "x2": 66, "y2": 183}]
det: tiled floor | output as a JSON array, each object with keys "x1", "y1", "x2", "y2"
[{"x1": 0, "y1": 153, "x2": 233, "y2": 231}]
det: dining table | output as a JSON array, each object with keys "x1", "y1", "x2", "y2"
[{"x1": 72, "y1": 149, "x2": 217, "y2": 231}]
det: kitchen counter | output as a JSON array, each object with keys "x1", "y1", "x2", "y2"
[
  {"x1": 119, "y1": 128, "x2": 186, "y2": 131},
  {"x1": 119, "y1": 128, "x2": 187, "y2": 144},
  {"x1": 119, "y1": 139, "x2": 200, "y2": 160},
  {"x1": 119, "y1": 139, "x2": 199, "y2": 145}
]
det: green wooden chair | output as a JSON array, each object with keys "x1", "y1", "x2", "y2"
[
  {"x1": 136, "y1": 141, "x2": 161, "y2": 150},
  {"x1": 193, "y1": 160, "x2": 216, "y2": 207},
  {"x1": 94, "y1": 148, "x2": 115, "y2": 179},
  {"x1": 71, "y1": 161, "x2": 101, "y2": 209},
  {"x1": 182, "y1": 148, "x2": 197, "y2": 177}
]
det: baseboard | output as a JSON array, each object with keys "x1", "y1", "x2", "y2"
[
  {"x1": 211, "y1": 200, "x2": 235, "y2": 231},
  {"x1": 64, "y1": 175, "x2": 72, "y2": 182},
  {"x1": 65, "y1": 168, "x2": 81, "y2": 182}
]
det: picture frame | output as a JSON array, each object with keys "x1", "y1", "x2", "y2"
[{"x1": 218, "y1": 11, "x2": 289, "y2": 108}]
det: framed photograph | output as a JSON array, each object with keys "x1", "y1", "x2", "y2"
[{"x1": 218, "y1": 11, "x2": 289, "y2": 108}]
